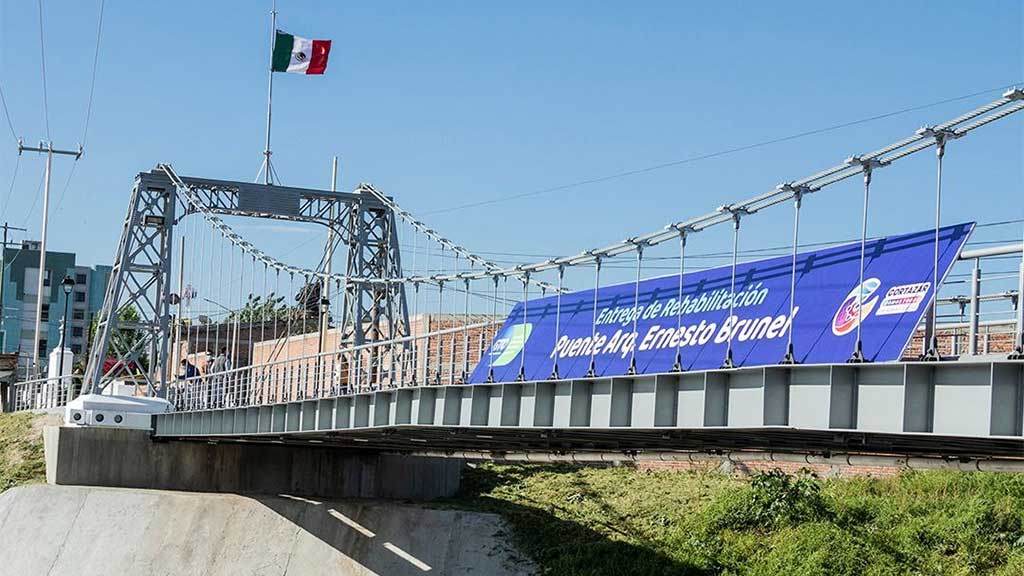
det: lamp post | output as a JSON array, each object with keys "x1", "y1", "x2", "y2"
[{"x1": 58, "y1": 275, "x2": 75, "y2": 381}]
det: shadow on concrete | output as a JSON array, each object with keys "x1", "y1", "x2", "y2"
[
  {"x1": 254, "y1": 492, "x2": 534, "y2": 576},
  {"x1": 440, "y1": 464, "x2": 713, "y2": 576}
]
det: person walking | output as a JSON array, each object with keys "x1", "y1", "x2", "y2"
[
  {"x1": 210, "y1": 346, "x2": 231, "y2": 408},
  {"x1": 177, "y1": 358, "x2": 200, "y2": 410}
]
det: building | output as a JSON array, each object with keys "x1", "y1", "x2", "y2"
[{"x1": 0, "y1": 241, "x2": 111, "y2": 375}]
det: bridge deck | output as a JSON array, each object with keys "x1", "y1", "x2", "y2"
[{"x1": 153, "y1": 360, "x2": 1024, "y2": 458}]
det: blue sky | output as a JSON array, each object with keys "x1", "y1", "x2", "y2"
[{"x1": 0, "y1": 0, "x2": 1020, "y2": 275}]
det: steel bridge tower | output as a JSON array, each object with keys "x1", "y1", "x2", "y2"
[{"x1": 83, "y1": 166, "x2": 409, "y2": 395}]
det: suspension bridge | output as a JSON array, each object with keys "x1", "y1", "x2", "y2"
[{"x1": 12, "y1": 89, "x2": 1024, "y2": 468}]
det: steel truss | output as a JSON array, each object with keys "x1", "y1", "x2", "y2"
[{"x1": 84, "y1": 167, "x2": 410, "y2": 394}]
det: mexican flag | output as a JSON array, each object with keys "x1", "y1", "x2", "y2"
[{"x1": 272, "y1": 30, "x2": 332, "y2": 75}]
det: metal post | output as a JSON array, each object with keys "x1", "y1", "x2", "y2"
[
  {"x1": 1013, "y1": 254, "x2": 1024, "y2": 359},
  {"x1": 486, "y1": 276, "x2": 498, "y2": 382},
  {"x1": 673, "y1": 226, "x2": 689, "y2": 372},
  {"x1": 261, "y1": 0, "x2": 277, "y2": 184},
  {"x1": 968, "y1": 259, "x2": 980, "y2": 356},
  {"x1": 628, "y1": 242, "x2": 643, "y2": 375},
  {"x1": 846, "y1": 156, "x2": 882, "y2": 363},
  {"x1": 1013, "y1": 210, "x2": 1024, "y2": 358},
  {"x1": 174, "y1": 236, "x2": 185, "y2": 379},
  {"x1": 551, "y1": 265, "x2": 564, "y2": 379},
  {"x1": 781, "y1": 185, "x2": 805, "y2": 364},
  {"x1": 586, "y1": 256, "x2": 601, "y2": 377},
  {"x1": 919, "y1": 127, "x2": 957, "y2": 361},
  {"x1": 321, "y1": 156, "x2": 337, "y2": 349},
  {"x1": 461, "y1": 277, "x2": 470, "y2": 382},
  {"x1": 719, "y1": 205, "x2": 748, "y2": 369},
  {"x1": 517, "y1": 273, "x2": 528, "y2": 381}
]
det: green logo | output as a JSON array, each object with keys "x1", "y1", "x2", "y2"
[{"x1": 491, "y1": 323, "x2": 532, "y2": 366}]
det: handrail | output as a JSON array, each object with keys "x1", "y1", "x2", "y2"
[{"x1": 175, "y1": 318, "x2": 501, "y2": 384}]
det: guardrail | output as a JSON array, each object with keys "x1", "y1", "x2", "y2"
[
  {"x1": 167, "y1": 320, "x2": 503, "y2": 411},
  {"x1": 6, "y1": 375, "x2": 83, "y2": 412},
  {"x1": 924, "y1": 241, "x2": 1024, "y2": 357}
]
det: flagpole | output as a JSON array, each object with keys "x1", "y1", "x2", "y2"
[{"x1": 262, "y1": 0, "x2": 277, "y2": 185}]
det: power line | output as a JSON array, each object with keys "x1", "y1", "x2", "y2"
[
  {"x1": 0, "y1": 78, "x2": 16, "y2": 144},
  {"x1": 79, "y1": 0, "x2": 105, "y2": 147},
  {"x1": 1, "y1": 154, "x2": 19, "y2": 216},
  {"x1": 54, "y1": 0, "x2": 105, "y2": 215},
  {"x1": 36, "y1": 0, "x2": 50, "y2": 141},
  {"x1": 422, "y1": 82, "x2": 1023, "y2": 216},
  {"x1": 53, "y1": 161, "x2": 77, "y2": 212}
]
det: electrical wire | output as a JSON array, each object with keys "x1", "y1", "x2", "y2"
[
  {"x1": 2, "y1": 154, "x2": 20, "y2": 216},
  {"x1": 0, "y1": 78, "x2": 16, "y2": 144},
  {"x1": 54, "y1": 0, "x2": 104, "y2": 214},
  {"x1": 36, "y1": 0, "x2": 50, "y2": 141},
  {"x1": 53, "y1": 161, "x2": 77, "y2": 212},
  {"x1": 423, "y1": 82, "x2": 1023, "y2": 216},
  {"x1": 79, "y1": 0, "x2": 105, "y2": 148}
]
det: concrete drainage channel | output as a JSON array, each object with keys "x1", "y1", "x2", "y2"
[
  {"x1": 5, "y1": 424, "x2": 536, "y2": 576},
  {"x1": 0, "y1": 484, "x2": 536, "y2": 576}
]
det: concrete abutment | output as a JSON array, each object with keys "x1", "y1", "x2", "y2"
[{"x1": 44, "y1": 425, "x2": 462, "y2": 500}]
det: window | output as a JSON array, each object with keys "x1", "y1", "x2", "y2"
[
  {"x1": 72, "y1": 326, "x2": 83, "y2": 338},
  {"x1": 42, "y1": 270, "x2": 51, "y2": 287},
  {"x1": 74, "y1": 291, "x2": 86, "y2": 303},
  {"x1": 40, "y1": 304, "x2": 49, "y2": 322},
  {"x1": 37, "y1": 339, "x2": 47, "y2": 355},
  {"x1": 72, "y1": 309, "x2": 85, "y2": 320},
  {"x1": 75, "y1": 273, "x2": 87, "y2": 284},
  {"x1": 71, "y1": 344, "x2": 82, "y2": 354}
]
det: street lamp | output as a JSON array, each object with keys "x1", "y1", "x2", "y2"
[{"x1": 58, "y1": 275, "x2": 75, "y2": 381}]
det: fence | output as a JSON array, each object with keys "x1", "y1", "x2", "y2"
[
  {"x1": 5, "y1": 375, "x2": 83, "y2": 412},
  {"x1": 167, "y1": 320, "x2": 503, "y2": 411}
]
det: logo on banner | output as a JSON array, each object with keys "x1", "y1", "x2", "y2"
[
  {"x1": 876, "y1": 282, "x2": 931, "y2": 315},
  {"x1": 832, "y1": 278, "x2": 881, "y2": 336},
  {"x1": 489, "y1": 323, "x2": 533, "y2": 366}
]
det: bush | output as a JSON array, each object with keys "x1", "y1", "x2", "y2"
[
  {"x1": 449, "y1": 464, "x2": 1024, "y2": 575},
  {"x1": 709, "y1": 469, "x2": 829, "y2": 531}
]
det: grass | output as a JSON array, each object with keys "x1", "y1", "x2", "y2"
[
  {"x1": 446, "y1": 463, "x2": 1024, "y2": 576},
  {"x1": 0, "y1": 412, "x2": 1020, "y2": 574},
  {"x1": 0, "y1": 412, "x2": 46, "y2": 491}
]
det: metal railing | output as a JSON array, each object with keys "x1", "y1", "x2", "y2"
[
  {"x1": 166, "y1": 320, "x2": 503, "y2": 411},
  {"x1": 6, "y1": 375, "x2": 83, "y2": 412},
  {"x1": 924, "y1": 241, "x2": 1024, "y2": 357}
]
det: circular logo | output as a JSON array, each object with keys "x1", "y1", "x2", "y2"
[
  {"x1": 295, "y1": 51, "x2": 308, "y2": 63},
  {"x1": 832, "y1": 278, "x2": 881, "y2": 336}
]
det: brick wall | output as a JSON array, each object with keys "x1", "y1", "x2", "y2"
[
  {"x1": 636, "y1": 456, "x2": 902, "y2": 479},
  {"x1": 902, "y1": 322, "x2": 1018, "y2": 358}
]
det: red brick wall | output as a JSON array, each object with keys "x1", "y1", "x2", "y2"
[{"x1": 637, "y1": 457, "x2": 900, "y2": 479}]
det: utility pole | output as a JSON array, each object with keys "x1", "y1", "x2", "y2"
[
  {"x1": 0, "y1": 222, "x2": 28, "y2": 352},
  {"x1": 18, "y1": 140, "x2": 83, "y2": 375}
]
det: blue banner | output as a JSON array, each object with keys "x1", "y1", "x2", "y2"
[{"x1": 470, "y1": 223, "x2": 974, "y2": 383}]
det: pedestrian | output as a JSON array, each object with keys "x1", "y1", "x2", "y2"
[
  {"x1": 211, "y1": 346, "x2": 231, "y2": 407},
  {"x1": 177, "y1": 358, "x2": 200, "y2": 409}
]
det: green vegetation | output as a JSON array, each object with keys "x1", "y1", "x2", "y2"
[
  {"x1": 0, "y1": 412, "x2": 46, "y2": 491},
  {"x1": 449, "y1": 463, "x2": 1024, "y2": 576}
]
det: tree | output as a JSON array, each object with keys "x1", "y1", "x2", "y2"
[
  {"x1": 227, "y1": 291, "x2": 325, "y2": 334},
  {"x1": 230, "y1": 293, "x2": 290, "y2": 323}
]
